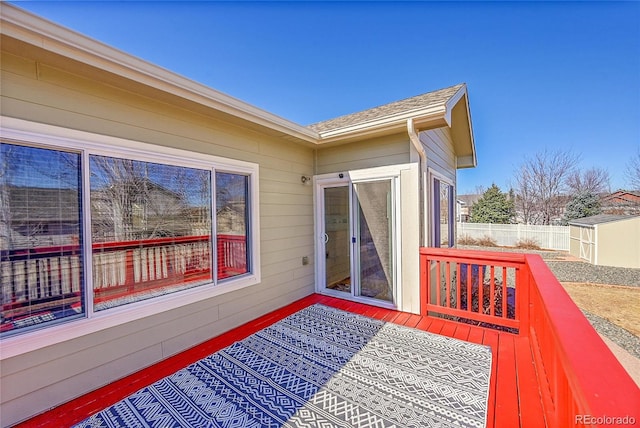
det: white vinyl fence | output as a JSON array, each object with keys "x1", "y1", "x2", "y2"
[{"x1": 457, "y1": 223, "x2": 570, "y2": 251}]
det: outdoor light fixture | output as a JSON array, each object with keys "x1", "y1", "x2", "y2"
[{"x1": 301, "y1": 175, "x2": 311, "y2": 184}]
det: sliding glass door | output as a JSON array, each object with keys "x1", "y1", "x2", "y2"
[
  {"x1": 318, "y1": 176, "x2": 396, "y2": 306},
  {"x1": 353, "y1": 180, "x2": 394, "y2": 302},
  {"x1": 322, "y1": 186, "x2": 351, "y2": 294}
]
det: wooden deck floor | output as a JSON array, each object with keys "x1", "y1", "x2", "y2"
[{"x1": 18, "y1": 294, "x2": 549, "y2": 427}]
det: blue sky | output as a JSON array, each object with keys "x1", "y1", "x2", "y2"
[{"x1": 11, "y1": 1, "x2": 640, "y2": 193}]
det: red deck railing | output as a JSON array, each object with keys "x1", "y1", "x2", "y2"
[
  {"x1": 420, "y1": 247, "x2": 639, "y2": 427},
  {"x1": 1, "y1": 235, "x2": 247, "y2": 332},
  {"x1": 420, "y1": 248, "x2": 527, "y2": 333}
]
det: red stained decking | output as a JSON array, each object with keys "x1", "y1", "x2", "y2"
[{"x1": 18, "y1": 294, "x2": 547, "y2": 428}]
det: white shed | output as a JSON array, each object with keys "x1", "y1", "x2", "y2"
[{"x1": 569, "y1": 215, "x2": 640, "y2": 268}]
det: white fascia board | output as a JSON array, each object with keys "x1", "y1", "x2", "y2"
[
  {"x1": 1, "y1": 3, "x2": 319, "y2": 144},
  {"x1": 317, "y1": 105, "x2": 447, "y2": 141},
  {"x1": 456, "y1": 155, "x2": 476, "y2": 169},
  {"x1": 445, "y1": 84, "x2": 477, "y2": 168},
  {"x1": 443, "y1": 84, "x2": 467, "y2": 126}
]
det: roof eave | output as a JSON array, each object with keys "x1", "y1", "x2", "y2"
[
  {"x1": 0, "y1": 3, "x2": 320, "y2": 145},
  {"x1": 316, "y1": 107, "x2": 449, "y2": 145},
  {"x1": 446, "y1": 85, "x2": 477, "y2": 169}
]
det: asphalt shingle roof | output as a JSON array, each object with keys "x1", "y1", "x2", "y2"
[
  {"x1": 307, "y1": 83, "x2": 465, "y2": 133},
  {"x1": 568, "y1": 214, "x2": 639, "y2": 226}
]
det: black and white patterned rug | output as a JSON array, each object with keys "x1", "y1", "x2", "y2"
[{"x1": 75, "y1": 304, "x2": 492, "y2": 427}]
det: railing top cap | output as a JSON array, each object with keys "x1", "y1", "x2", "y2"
[{"x1": 420, "y1": 247, "x2": 528, "y2": 263}]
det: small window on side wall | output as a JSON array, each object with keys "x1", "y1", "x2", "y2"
[{"x1": 433, "y1": 177, "x2": 455, "y2": 248}]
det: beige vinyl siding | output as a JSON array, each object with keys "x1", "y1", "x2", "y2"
[
  {"x1": 315, "y1": 133, "x2": 411, "y2": 175},
  {"x1": 596, "y1": 219, "x2": 640, "y2": 268},
  {"x1": 421, "y1": 127, "x2": 456, "y2": 183},
  {"x1": 569, "y1": 218, "x2": 640, "y2": 268},
  {"x1": 421, "y1": 127, "x2": 457, "y2": 246},
  {"x1": 1, "y1": 50, "x2": 315, "y2": 426}
]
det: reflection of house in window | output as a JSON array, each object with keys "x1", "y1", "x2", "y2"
[
  {"x1": 91, "y1": 178, "x2": 197, "y2": 241},
  {"x1": 216, "y1": 203, "x2": 246, "y2": 235},
  {"x1": 4, "y1": 186, "x2": 81, "y2": 248}
]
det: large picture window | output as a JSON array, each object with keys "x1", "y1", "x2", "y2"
[
  {"x1": 90, "y1": 155, "x2": 213, "y2": 310},
  {"x1": 1, "y1": 130, "x2": 257, "y2": 338}
]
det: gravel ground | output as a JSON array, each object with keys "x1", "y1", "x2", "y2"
[
  {"x1": 460, "y1": 245, "x2": 640, "y2": 357},
  {"x1": 544, "y1": 260, "x2": 640, "y2": 358},
  {"x1": 582, "y1": 311, "x2": 640, "y2": 359}
]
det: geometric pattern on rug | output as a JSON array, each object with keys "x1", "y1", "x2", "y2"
[{"x1": 74, "y1": 304, "x2": 492, "y2": 428}]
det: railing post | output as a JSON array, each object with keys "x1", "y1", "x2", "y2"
[
  {"x1": 419, "y1": 249, "x2": 428, "y2": 316},
  {"x1": 518, "y1": 258, "x2": 531, "y2": 337}
]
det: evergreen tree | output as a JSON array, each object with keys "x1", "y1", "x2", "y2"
[
  {"x1": 562, "y1": 191, "x2": 601, "y2": 225},
  {"x1": 470, "y1": 184, "x2": 515, "y2": 224}
]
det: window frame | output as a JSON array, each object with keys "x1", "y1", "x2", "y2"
[
  {"x1": 429, "y1": 170, "x2": 455, "y2": 248},
  {"x1": 0, "y1": 117, "x2": 261, "y2": 358}
]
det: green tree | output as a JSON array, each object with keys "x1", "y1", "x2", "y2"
[
  {"x1": 562, "y1": 191, "x2": 601, "y2": 225},
  {"x1": 470, "y1": 184, "x2": 515, "y2": 224}
]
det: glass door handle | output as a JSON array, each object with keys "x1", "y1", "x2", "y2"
[{"x1": 323, "y1": 233, "x2": 329, "y2": 244}]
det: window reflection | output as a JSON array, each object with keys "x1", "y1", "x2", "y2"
[
  {"x1": 1, "y1": 143, "x2": 84, "y2": 335},
  {"x1": 216, "y1": 172, "x2": 249, "y2": 279},
  {"x1": 89, "y1": 155, "x2": 212, "y2": 310}
]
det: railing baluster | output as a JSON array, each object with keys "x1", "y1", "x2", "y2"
[
  {"x1": 148, "y1": 248, "x2": 156, "y2": 281},
  {"x1": 502, "y1": 266, "x2": 508, "y2": 319},
  {"x1": 445, "y1": 262, "x2": 451, "y2": 308},
  {"x1": 108, "y1": 252, "x2": 117, "y2": 287},
  {"x1": 489, "y1": 265, "x2": 495, "y2": 316},
  {"x1": 71, "y1": 256, "x2": 80, "y2": 292},
  {"x1": 132, "y1": 249, "x2": 140, "y2": 283},
  {"x1": 28, "y1": 260, "x2": 38, "y2": 301},
  {"x1": 456, "y1": 263, "x2": 461, "y2": 310},
  {"x1": 154, "y1": 247, "x2": 162, "y2": 279},
  {"x1": 61, "y1": 257, "x2": 71, "y2": 294},
  {"x1": 435, "y1": 260, "x2": 441, "y2": 306},
  {"x1": 50, "y1": 257, "x2": 61, "y2": 296},
  {"x1": 477, "y1": 263, "x2": 483, "y2": 315},
  {"x1": 141, "y1": 249, "x2": 148, "y2": 282},
  {"x1": 1, "y1": 261, "x2": 12, "y2": 303},
  {"x1": 161, "y1": 247, "x2": 168, "y2": 278},
  {"x1": 38, "y1": 259, "x2": 49, "y2": 297},
  {"x1": 117, "y1": 251, "x2": 126, "y2": 285},
  {"x1": 466, "y1": 263, "x2": 472, "y2": 313},
  {"x1": 15, "y1": 261, "x2": 26, "y2": 302}
]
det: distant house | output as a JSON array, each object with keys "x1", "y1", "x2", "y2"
[
  {"x1": 91, "y1": 178, "x2": 194, "y2": 241},
  {"x1": 1, "y1": 4, "x2": 476, "y2": 424},
  {"x1": 216, "y1": 204, "x2": 246, "y2": 235},
  {"x1": 600, "y1": 190, "x2": 640, "y2": 215},
  {"x1": 456, "y1": 193, "x2": 481, "y2": 222}
]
